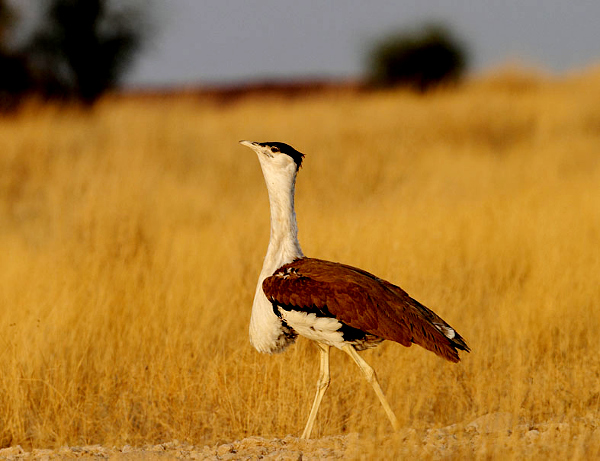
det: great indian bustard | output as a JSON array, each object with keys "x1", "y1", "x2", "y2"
[{"x1": 240, "y1": 140, "x2": 469, "y2": 439}]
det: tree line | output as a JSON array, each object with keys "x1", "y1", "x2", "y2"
[
  {"x1": 1, "y1": 1, "x2": 468, "y2": 112},
  {"x1": 0, "y1": 0, "x2": 147, "y2": 111}
]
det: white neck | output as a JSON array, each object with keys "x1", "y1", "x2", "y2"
[
  {"x1": 260, "y1": 165, "x2": 304, "y2": 277},
  {"x1": 249, "y1": 152, "x2": 305, "y2": 354}
]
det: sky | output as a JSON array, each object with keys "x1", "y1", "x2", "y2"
[{"x1": 15, "y1": 0, "x2": 600, "y2": 88}]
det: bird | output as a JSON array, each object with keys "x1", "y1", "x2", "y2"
[{"x1": 239, "y1": 140, "x2": 469, "y2": 439}]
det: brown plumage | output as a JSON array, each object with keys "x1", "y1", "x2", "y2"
[{"x1": 263, "y1": 257, "x2": 470, "y2": 363}]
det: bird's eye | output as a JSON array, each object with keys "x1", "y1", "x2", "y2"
[{"x1": 271, "y1": 146, "x2": 280, "y2": 153}]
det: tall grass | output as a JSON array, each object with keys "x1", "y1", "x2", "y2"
[{"x1": 1, "y1": 68, "x2": 599, "y2": 457}]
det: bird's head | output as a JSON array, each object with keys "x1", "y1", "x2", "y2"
[{"x1": 239, "y1": 141, "x2": 304, "y2": 181}]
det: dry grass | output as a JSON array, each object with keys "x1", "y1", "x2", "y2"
[{"x1": 1, "y1": 68, "x2": 599, "y2": 458}]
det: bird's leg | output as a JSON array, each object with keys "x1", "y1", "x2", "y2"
[
  {"x1": 301, "y1": 343, "x2": 331, "y2": 439},
  {"x1": 342, "y1": 345, "x2": 400, "y2": 431}
]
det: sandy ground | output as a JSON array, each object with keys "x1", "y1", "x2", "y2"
[
  {"x1": 0, "y1": 413, "x2": 597, "y2": 460},
  {"x1": 0, "y1": 435, "x2": 352, "y2": 461}
]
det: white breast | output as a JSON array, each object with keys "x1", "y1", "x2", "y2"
[{"x1": 249, "y1": 281, "x2": 297, "y2": 354}]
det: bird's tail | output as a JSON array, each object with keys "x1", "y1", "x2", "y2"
[{"x1": 410, "y1": 297, "x2": 471, "y2": 359}]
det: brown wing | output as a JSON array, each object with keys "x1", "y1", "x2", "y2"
[{"x1": 262, "y1": 257, "x2": 470, "y2": 362}]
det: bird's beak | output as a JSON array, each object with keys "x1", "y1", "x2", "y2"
[
  {"x1": 239, "y1": 140, "x2": 258, "y2": 149},
  {"x1": 240, "y1": 140, "x2": 270, "y2": 158}
]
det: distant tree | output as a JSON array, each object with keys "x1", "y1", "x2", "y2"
[
  {"x1": 0, "y1": 0, "x2": 15, "y2": 51},
  {"x1": 28, "y1": 0, "x2": 148, "y2": 104},
  {"x1": 0, "y1": 0, "x2": 31, "y2": 112},
  {"x1": 368, "y1": 24, "x2": 468, "y2": 92}
]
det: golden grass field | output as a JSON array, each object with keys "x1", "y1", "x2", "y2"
[{"x1": 0, "y1": 67, "x2": 599, "y2": 459}]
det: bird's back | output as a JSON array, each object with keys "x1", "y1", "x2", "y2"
[{"x1": 263, "y1": 257, "x2": 470, "y2": 362}]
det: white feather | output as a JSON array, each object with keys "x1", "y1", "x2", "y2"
[
  {"x1": 279, "y1": 310, "x2": 347, "y2": 348},
  {"x1": 434, "y1": 322, "x2": 456, "y2": 339}
]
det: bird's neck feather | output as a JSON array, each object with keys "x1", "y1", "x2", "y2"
[{"x1": 261, "y1": 169, "x2": 304, "y2": 277}]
